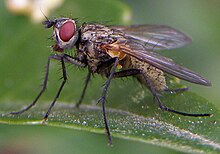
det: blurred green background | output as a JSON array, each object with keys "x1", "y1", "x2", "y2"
[{"x1": 0, "y1": 0, "x2": 219, "y2": 153}]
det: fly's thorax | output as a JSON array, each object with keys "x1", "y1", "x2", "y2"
[
  {"x1": 77, "y1": 42, "x2": 100, "y2": 72},
  {"x1": 77, "y1": 23, "x2": 125, "y2": 72},
  {"x1": 130, "y1": 57, "x2": 167, "y2": 91},
  {"x1": 80, "y1": 24, "x2": 115, "y2": 43}
]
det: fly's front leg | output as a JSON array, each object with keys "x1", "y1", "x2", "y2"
[
  {"x1": 98, "y1": 57, "x2": 119, "y2": 145},
  {"x1": 63, "y1": 54, "x2": 87, "y2": 68},
  {"x1": 43, "y1": 56, "x2": 67, "y2": 121},
  {"x1": 10, "y1": 55, "x2": 62, "y2": 115},
  {"x1": 10, "y1": 54, "x2": 82, "y2": 121}
]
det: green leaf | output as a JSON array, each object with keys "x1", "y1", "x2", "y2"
[
  {"x1": 1, "y1": 0, "x2": 220, "y2": 154},
  {"x1": 1, "y1": 91, "x2": 220, "y2": 153}
]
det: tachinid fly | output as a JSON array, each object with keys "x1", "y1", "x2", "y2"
[{"x1": 11, "y1": 17, "x2": 212, "y2": 145}]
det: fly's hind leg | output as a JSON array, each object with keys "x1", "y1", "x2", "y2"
[
  {"x1": 113, "y1": 69, "x2": 212, "y2": 117},
  {"x1": 164, "y1": 87, "x2": 189, "y2": 93}
]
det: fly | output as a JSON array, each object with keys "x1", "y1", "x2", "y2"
[{"x1": 10, "y1": 17, "x2": 212, "y2": 145}]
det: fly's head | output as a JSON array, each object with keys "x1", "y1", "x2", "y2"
[{"x1": 42, "y1": 18, "x2": 79, "y2": 52}]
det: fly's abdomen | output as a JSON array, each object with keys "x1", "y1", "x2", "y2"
[{"x1": 129, "y1": 57, "x2": 167, "y2": 91}]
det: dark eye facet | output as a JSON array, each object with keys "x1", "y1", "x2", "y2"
[{"x1": 59, "y1": 21, "x2": 75, "y2": 42}]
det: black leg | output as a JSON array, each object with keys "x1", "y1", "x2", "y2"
[
  {"x1": 76, "y1": 70, "x2": 91, "y2": 107},
  {"x1": 10, "y1": 54, "x2": 85, "y2": 116},
  {"x1": 111, "y1": 68, "x2": 212, "y2": 117},
  {"x1": 97, "y1": 58, "x2": 116, "y2": 74},
  {"x1": 113, "y1": 69, "x2": 141, "y2": 78},
  {"x1": 98, "y1": 57, "x2": 119, "y2": 145},
  {"x1": 164, "y1": 87, "x2": 189, "y2": 93},
  {"x1": 10, "y1": 55, "x2": 59, "y2": 115},
  {"x1": 140, "y1": 72, "x2": 212, "y2": 117},
  {"x1": 63, "y1": 54, "x2": 86, "y2": 68},
  {"x1": 43, "y1": 56, "x2": 67, "y2": 120}
]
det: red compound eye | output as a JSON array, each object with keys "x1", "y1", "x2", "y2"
[{"x1": 59, "y1": 21, "x2": 75, "y2": 42}]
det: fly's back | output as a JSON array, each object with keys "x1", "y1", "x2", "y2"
[{"x1": 78, "y1": 23, "x2": 125, "y2": 73}]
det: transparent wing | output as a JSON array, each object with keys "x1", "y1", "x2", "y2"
[
  {"x1": 111, "y1": 25, "x2": 192, "y2": 51},
  {"x1": 119, "y1": 41, "x2": 211, "y2": 86}
]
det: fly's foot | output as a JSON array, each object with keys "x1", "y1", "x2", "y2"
[
  {"x1": 164, "y1": 87, "x2": 189, "y2": 94},
  {"x1": 41, "y1": 117, "x2": 48, "y2": 125}
]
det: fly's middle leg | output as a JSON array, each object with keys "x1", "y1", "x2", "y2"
[
  {"x1": 76, "y1": 69, "x2": 91, "y2": 108},
  {"x1": 98, "y1": 57, "x2": 119, "y2": 145}
]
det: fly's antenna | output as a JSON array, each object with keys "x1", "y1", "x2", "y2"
[
  {"x1": 40, "y1": 8, "x2": 49, "y2": 21},
  {"x1": 40, "y1": 8, "x2": 55, "y2": 28}
]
